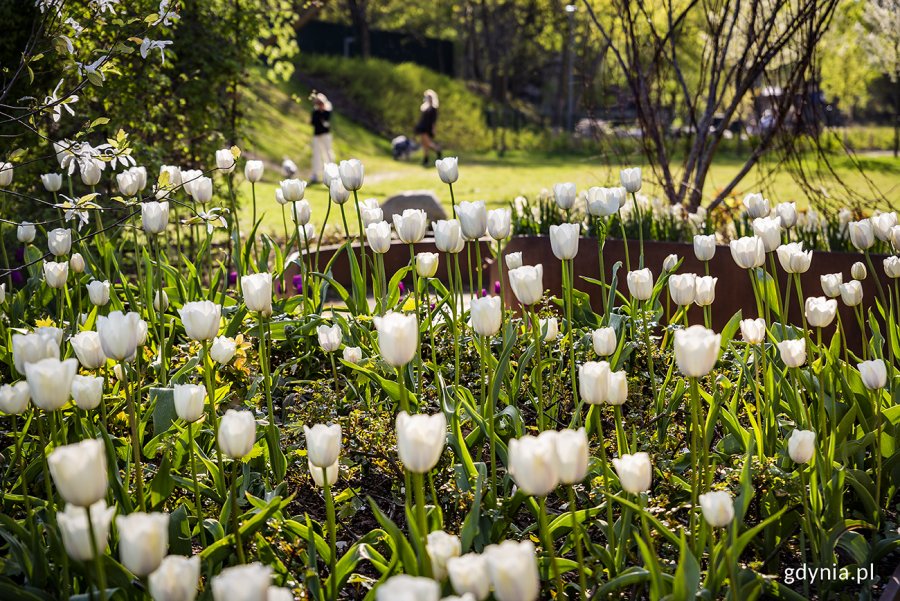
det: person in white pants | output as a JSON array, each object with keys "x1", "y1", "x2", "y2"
[{"x1": 310, "y1": 92, "x2": 334, "y2": 183}]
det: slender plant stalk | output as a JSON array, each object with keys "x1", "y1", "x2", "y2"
[
  {"x1": 85, "y1": 504, "x2": 108, "y2": 601},
  {"x1": 188, "y1": 421, "x2": 207, "y2": 547},
  {"x1": 531, "y1": 309, "x2": 545, "y2": 431},
  {"x1": 122, "y1": 364, "x2": 145, "y2": 511},
  {"x1": 413, "y1": 472, "x2": 431, "y2": 577},
  {"x1": 568, "y1": 486, "x2": 588, "y2": 599},
  {"x1": 352, "y1": 189, "x2": 368, "y2": 303},
  {"x1": 201, "y1": 341, "x2": 225, "y2": 498},
  {"x1": 538, "y1": 496, "x2": 565, "y2": 599},
  {"x1": 323, "y1": 468, "x2": 338, "y2": 601},
  {"x1": 593, "y1": 409, "x2": 616, "y2": 556},
  {"x1": 230, "y1": 460, "x2": 245, "y2": 563}
]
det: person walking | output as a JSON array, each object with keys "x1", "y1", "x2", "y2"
[
  {"x1": 310, "y1": 92, "x2": 334, "y2": 184},
  {"x1": 414, "y1": 89, "x2": 442, "y2": 166}
]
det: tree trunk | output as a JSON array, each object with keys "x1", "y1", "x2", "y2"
[{"x1": 347, "y1": 0, "x2": 371, "y2": 59}]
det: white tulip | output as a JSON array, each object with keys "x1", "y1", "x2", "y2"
[
  {"x1": 374, "y1": 312, "x2": 418, "y2": 367},
  {"x1": 342, "y1": 346, "x2": 362, "y2": 364},
  {"x1": 174, "y1": 384, "x2": 206, "y2": 423},
  {"x1": 592, "y1": 327, "x2": 616, "y2": 356},
  {"x1": 12, "y1": 331, "x2": 60, "y2": 375},
  {"x1": 41, "y1": 172, "x2": 63, "y2": 192},
  {"x1": 553, "y1": 182, "x2": 577, "y2": 209},
  {"x1": 435, "y1": 157, "x2": 459, "y2": 184},
  {"x1": 178, "y1": 301, "x2": 221, "y2": 341},
  {"x1": 80, "y1": 158, "x2": 103, "y2": 186},
  {"x1": 0, "y1": 382, "x2": 30, "y2": 415},
  {"x1": 871, "y1": 212, "x2": 897, "y2": 241},
  {"x1": 777, "y1": 339, "x2": 806, "y2": 368},
  {"x1": 71, "y1": 375, "x2": 103, "y2": 410},
  {"x1": 540, "y1": 316, "x2": 558, "y2": 341},
  {"x1": 849, "y1": 219, "x2": 875, "y2": 250},
  {"x1": 457, "y1": 200, "x2": 487, "y2": 240},
  {"x1": 663, "y1": 253, "x2": 679, "y2": 272},
  {"x1": 97, "y1": 310, "x2": 143, "y2": 361},
  {"x1": 281, "y1": 179, "x2": 306, "y2": 203},
  {"x1": 366, "y1": 221, "x2": 392, "y2": 254},
  {"x1": 432, "y1": 219, "x2": 463, "y2": 254},
  {"x1": 447, "y1": 553, "x2": 490, "y2": 601},
  {"x1": 694, "y1": 275, "x2": 717, "y2": 306},
  {"x1": 87, "y1": 280, "x2": 110, "y2": 306},
  {"x1": 396, "y1": 411, "x2": 446, "y2": 473},
  {"x1": 612, "y1": 452, "x2": 652, "y2": 493},
  {"x1": 44, "y1": 261, "x2": 68, "y2": 289},
  {"x1": 775, "y1": 202, "x2": 797, "y2": 228},
  {"x1": 218, "y1": 410, "x2": 256, "y2": 459},
  {"x1": 740, "y1": 318, "x2": 766, "y2": 345},
  {"x1": 487, "y1": 208, "x2": 511, "y2": 240},
  {"x1": 58, "y1": 500, "x2": 115, "y2": 561},
  {"x1": 48, "y1": 228, "x2": 72, "y2": 256},
  {"x1": 70, "y1": 253, "x2": 85, "y2": 274},
  {"x1": 17, "y1": 221, "x2": 36, "y2": 243},
  {"x1": 323, "y1": 162, "x2": 340, "y2": 187},
  {"x1": 329, "y1": 179, "x2": 350, "y2": 204},
  {"x1": 130, "y1": 166, "x2": 147, "y2": 191},
  {"x1": 316, "y1": 324, "x2": 342, "y2": 353},
  {"x1": 426, "y1": 530, "x2": 461, "y2": 581},
  {"x1": 883, "y1": 256, "x2": 900, "y2": 278},
  {"x1": 508, "y1": 431, "x2": 560, "y2": 496},
  {"x1": 470, "y1": 295, "x2": 502, "y2": 337},
  {"x1": 607, "y1": 370, "x2": 628, "y2": 405},
  {"x1": 359, "y1": 198, "x2": 383, "y2": 227},
  {"x1": 555, "y1": 428, "x2": 589, "y2": 484},
  {"x1": 142, "y1": 201, "x2": 169, "y2": 234},
  {"x1": 216, "y1": 148, "x2": 236, "y2": 173},
  {"x1": 788, "y1": 429, "x2": 815, "y2": 464},
  {"x1": 393, "y1": 209, "x2": 428, "y2": 244},
  {"x1": 304, "y1": 423, "x2": 342, "y2": 468},
  {"x1": 155, "y1": 290, "x2": 169, "y2": 313},
  {"x1": 668, "y1": 272, "x2": 696, "y2": 306},
  {"x1": 210, "y1": 336, "x2": 237, "y2": 365},
  {"x1": 850, "y1": 261, "x2": 866, "y2": 281},
  {"x1": 752, "y1": 216, "x2": 781, "y2": 252},
  {"x1": 620, "y1": 168, "x2": 641, "y2": 193},
  {"x1": 160, "y1": 165, "x2": 183, "y2": 188},
  {"x1": 339, "y1": 158, "x2": 364, "y2": 191},
  {"x1": 698, "y1": 491, "x2": 735, "y2": 528},
  {"x1": 25, "y1": 357, "x2": 77, "y2": 411},
  {"x1": 376, "y1": 575, "x2": 440, "y2": 601},
  {"x1": 242, "y1": 273, "x2": 273, "y2": 316},
  {"x1": 117, "y1": 512, "x2": 169, "y2": 576},
  {"x1": 585, "y1": 187, "x2": 625, "y2": 216},
  {"x1": 484, "y1": 540, "x2": 539, "y2": 601},
  {"x1": 742, "y1": 192, "x2": 769, "y2": 218},
  {"x1": 416, "y1": 252, "x2": 439, "y2": 278},
  {"x1": 309, "y1": 458, "x2": 339, "y2": 488},
  {"x1": 117, "y1": 170, "x2": 140, "y2": 197},
  {"x1": 148, "y1": 555, "x2": 201, "y2": 601},
  {"x1": 504, "y1": 252, "x2": 523, "y2": 270},
  {"x1": 48, "y1": 438, "x2": 108, "y2": 506},
  {"x1": 839, "y1": 281, "x2": 863, "y2": 307},
  {"x1": 211, "y1": 562, "x2": 272, "y2": 601},
  {"x1": 858, "y1": 359, "x2": 887, "y2": 390},
  {"x1": 776, "y1": 242, "x2": 811, "y2": 274},
  {"x1": 549, "y1": 223, "x2": 580, "y2": 260},
  {"x1": 729, "y1": 236, "x2": 765, "y2": 269},
  {"x1": 244, "y1": 160, "x2": 264, "y2": 183},
  {"x1": 820, "y1": 273, "x2": 842, "y2": 298},
  {"x1": 674, "y1": 325, "x2": 720, "y2": 377},
  {"x1": 627, "y1": 268, "x2": 653, "y2": 300},
  {"x1": 579, "y1": 361, "x2": 610, "y2": 405},
  {"x1": 805, "y1": 296, "x2": 837, "y2": 328},
  {"x1": 70, "y1": 331, "x2": 106, "y2": 369}
]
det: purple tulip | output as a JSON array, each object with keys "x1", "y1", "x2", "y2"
[
  {"x1": 275, "y1": 280, "x2": 283, "y2": 294},
  {"x1": 494, "y1": 280, "x2": 501, "y2": 294},
  {"x1": 292, "y1": 274, "x2": 303, "y2": 292},
  {"x1": 481, "y1": 288, "x2": 488, "y2": 297},
  {"x1": 228, "y1": 271, "x2": 238, "y2": 286},
  {"x1": 11, "y1": 268, "x2": 24, "y2": 286},
  {"x1": 398, "y1": 281, "x2": 405, "y2": 293}
]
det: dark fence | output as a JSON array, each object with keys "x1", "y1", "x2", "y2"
[{"x1": 297, "y1": 21, "x2": 455, "y2": 76}]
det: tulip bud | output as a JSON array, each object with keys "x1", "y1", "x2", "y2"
[
  {"x1": 43, "y1": 260, "x2": 68, "y2": 289},
  {"x1": 97, "y1": 310, "x2": 143, "y2": 361},
  {"x1": 374, "y1": 312, "x2": 418, "y2": 367},
  {"x1": 447, "y1": 553, "x2": 490, "y2": 601},
  {"x1": 218, "y1": 409, "x2": 256, "y2": 459},
  {"x1": 117, "y1": 512, "x2": 169, "y2": 576},
  {"x1": 329, "y1": 179, "x2": 350, "y2": 204},
  {"x1": 540, "y1": 317, "x2": 558, "y2": 342},
  {"x1": 607, "y1": 370, "x2": 628, "y2": 405},
  {"x1": 851, "y1": 261, "x2": 867, "y2": 280},
  {"x1": 663, "y1": 253, "x2": 679, "y2": 272},
  {"x1": 291, "y1": 199, "x2": 311, "y2": 225},
  {"x1": 396, "y1": 410, "x2": 446, "y2": 473},
  {"x1": 820, "y1": 273, "x2": 842, "y2": 298},
  {"x1": 775, "y1": 202, "x2": 797, "y2": 228},
  {"x1": 70, "y1": 331, "x2": 106, "y2": 369},
  {"x1": 393, "y1": 209, "x2": 428, "y2": 244},
  {"x1": 839, "y1": 280, "x2": 863, "y2": 307},
  {"x1": 484, "y1": 540, "x2": 539, "y2": 601},
  {"x1": 48, "y1": 228, "x2": 72, "y2": 256},
  {"x1": 805, "y1": 296, "x2": 837, "y2": 328},
  {"x1": 507, "y1": 264, "x2": 543, "y2": 306},
  {"x1": 48, "y1": 438, "x2": 108, "y2": 506},
  {"x1": 210, "y1": 336, "x2": 236, "y2": 365},
  {"x1": 142, "y1": 201, "x2": 169, "y2": 234},
  {"x1": 849, "y1": 220, "x2": 875, "y2": 250},
  {"x1": 612, "y1": 452, "x2": 652, "y2": 493},
  {"x1": 17, "y1": 221, "x2": 36, "y2": 243},
  {"x1": 342, "y1": 346, "x2": 362, "y2": 364},
  {"x1": 304, "y1": 423, "x2": 342, "y2": 468},
  {"x1": 191, "y1": 176, "x2": 213, "y2": 203},
  {"x1": 358, "y1": 198, "x2": 382, "y2": 227},
  {"x1": 323, "y1": 162, "x2": 339, "y2": 186},
  {"x1": 752, "y1": 216, "x2": 781, "y2": 253},
  {"x1": 0, "y1": 382, "x2": 30, "y2": 415},
  {"x1": 777, "y1": 339, "x2": 806, "y2": 368},
  {"x1": 586, "y1": 187, "x2": 625, "y2": 216},
  {"x1": 309, "y1": 458, "x2": 339, "y2": 488},
  {"x1": 435, "y1": 157, "x2": 459, "y2": 184},
  {"x1": 674, "y1": 325, "x2": 721, "y2": 377},
  {"x1": 25, "y1": 357, "x2": 77, "y2": 411},
  {"x1": 426, "y1": 530, "x2": 461, "y2": 581},
  {"x1": 508, "y1": 431, "x2": 560, "y2": 496},
  {"x1": 339, "y1": 158, "x2": 364, "y2": 191},
  {"x1": 71, "y1": 375, "x2": 103, "y2": 410},
  {"x1": 242, "y1": 273, "x2": 273, "y2": 316},
  {"x1": 553, "y1": 182, "x2": 577, "y2": 209},
  {"x1": 80, "y1": 158, "x2": 103, "y2": 186},
  {"x1": 871, "y1": 212, "x2": 897, "y2": 241},
  {"x1": 729, "y1": 236, "x2": 765, "y2": 269},
  {"x1": 740, "y1": 318, "x2": 766, "y2": 345},
  {"x1": 668, "y1": 273, "x2": 696, "y2": 306},
  {"x1": 698, "y1": 490, "x2": 735, "y2": 528},
  {"x1": 87, "y1": 280, "x2": 110, "y2": 306},
  {"x1": 376, "y1": 575, "x2": 440, "y2": 601},
  {"x1": 416, "y1": 252, "x2": 439, "y2": 278},
  {"x1": 788, "y1": 429, "x2": 815, "y2": 463},
  {"x1": 579, "y1": 361, "x2": 610, "y2": 405},
  {"x1": 620, "y1": 168, "x2": 641, "y2": 193},
  {"x1": 150, "y1": 291, "x2": 168, "y2": 314},
  {"x1": 211, "y1": 563, "x2": 272, "y2": 601},
  {"x1": 694, "y1": 275, "x2": 717, "y2": 307},
  {"x1": 58, "y1": 500, "x2": 115, "y2": 561},
  {"x1": 281, "y1": 179, "x2": 307, "y2": 203},
  {"x1": 555, "y1": 428, "x2": 589, "y2": 484},
  {"x1": 487, "y1": 208, "x2": 511, "y2": 240},
  {"x1": 858, "y1": 359, "x2": 887, "y2": 390},
  {"x1": 504, "y1": 252, "x2": 523, "y2": 270},
  {"x1": 549, "y1": 223, "x2": 580, "y2": 260},
  {"x1": 884, "y1": 256, "x2": 900, "y2": 278},
  {"x1": 174, "y1": 384, "x2": 206, "y2": 423},
  {"x1": 689, "y1": 234, "x2": 715, "y2": 262},
  {"x1": 776, "y1": 242, "x2": 812, "y2": 274},
  {"x1": 470, "y1": 296, "x2": 502, "y2": 337},
  {"x1": 69, "y1": 253, "x2": 85, "y2": 274},
  {"x1": 366, "y1": 221, "x2": 392, "y2": 254},
  {"x1": 244, "y1": 160, "x2": 264, "y2": 183},
  {"x1": 742, "y1": 192, "x2": 769, "y2": 219},
  {"x1": 116, "y1": 170, "x2": 140, "y2": 197},
  {"x1": 458, "y1": 201, "x2": 487, "y2": 240},
  {"x1": 178, "y1": 301, "x2": 221, "y2": 341},
  {"x1": 41, "y1": 172, "x2": 62, "y2": 192},
  {"x1": 215, "y1": 148, "x2": 236, "y2": 173},
  {"x1": 12, "y1": 331, "x2": 60, "y2": 375},
  {"x1": 627, "y1": 268, "x2": 653, "y2": 300},
  {"x1": 148, "y1": 555, "x2": 201, "y2": 601}
]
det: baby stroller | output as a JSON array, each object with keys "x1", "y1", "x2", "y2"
[{"x1": 391, "y1": 135, "x2": 420, "y2": 161}]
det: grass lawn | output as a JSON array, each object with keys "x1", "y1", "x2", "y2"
[{"x1": 237, "y1": 76, "x2": 900, "y2": 239}]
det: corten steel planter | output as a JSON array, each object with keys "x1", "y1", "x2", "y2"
[{"x1": 284, "y1": 236, "x2": 893, "y2": 349}]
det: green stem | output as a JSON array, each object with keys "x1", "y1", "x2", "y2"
[
  {"x1": 632, "y1": 192, "x2": 644, "y2": 269},
  {"x1": 617, "y1": 212, "x2": 631, "y2": 274},
  {"x1": 568, "y1": 486, "x2": 588, "y2": 599},
  {"x1": 538, "y1": 496, "x2": 565, "y2": 599},
  {"x1": 413, "y1": 472, "x2": 431, "y2": 577},
  {"x1": 155, "y1": 239, "x2": 167, "y2": 385},
  {"x1": 323, "y1": 468, "x2": 338, "y2": 601},
  {"x1": 352, "y1": 190, "x2": 368, "y2": 304},
  {"x1": 230, "y1": 460, "x2": 245, "y2": 563},
  {"x1": 201, "y1": 341, "x2": 225, "y2": 497},
  {"x1": 188, "y1": 422, "x2": 207, "y2": 547},
  {"x1": 531, "y1": 309, "x2": 545, "y2": 431},
  {"x1": 85, "y1": 504, "x2": 108, "y2": 601},
  {"x1": 123, "y1": 365, "x2": 145, "y2": 511},
  {"x1": 396, "y1": 366, "x2": 410, "y2": 413},
  {"x1": 593, "y1": 408, "x2": 616, "y2": 556},
  {"x1": 689, "y1": 377, "x2": 701, "y2": 553},
  {"x1": 565, "y1": 259, "x2": 580, "y2": 426}
]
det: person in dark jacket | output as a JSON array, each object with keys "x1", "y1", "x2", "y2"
[
  {"x1": 414, "y1": 89, "x2": 442, "y2": 166},
  {"x1": 310, "y1": 92, "x2": 334, "y2": 183}
]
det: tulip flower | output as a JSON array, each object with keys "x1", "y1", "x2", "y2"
[
  {"x1": 25, "y1": 357, "x2": 77, "y2": 411},
  {"x1": 12, "y1": 331, "x2": 60, "y2": 375},
  {"x1": 458, "y1": 200, "x2": 487, "y2": 240},
  {"x1": 849, "y1": 219, "x2": 875, "y2": 250},
  {"x1": 891, "y1": 225, "x2": 900, "y2": 251},
  {"x1": 376, "y1": 575, "x2": 440, "y2": 601},
  {"x1": 393, "y1": 209, "x2": 428, "y2": 244},
  {"x1": 553, "y1": 182, "x2": 577, "y2": 209},
  {"x1": 218, "y1": 409, "x2": 256, "y2": 458},
  {"x1": 426, "y1": 530, "x2": 461, "y2": 580},
  {"x1": 484, "y1": 540, "x2": 540, "y2": 601},
  {"x1": 359, "y1": 198, "x2": 383, "y2": 226},
  {"x1": 805, "y1": 296, "x2": 837, "y2": 328},
  {"x1": 729, "y1": 236, "x2": 765, "y2": 269},
  {"x1": 242, "y1": 273, "x2": 273, "y2": 316},
  {"x1": 190, "y1": 176, "x2": 213, "y2": 203},
  {"x1": 579, "y1": 361, "x2": 611, "y2": 405},
  {"x1": 71, "y1": 375, "x2": 103, "y2": 410},
  {"x1": 304, "y1": 423, "x2": 342, "y2": 468},
  {"x1": 374, "y1": 312, "x2": 418, "y2": 368},
  {"x1": 555, "y1": 428, "x2": 589, "y2": 484},
  {"x1": 70, "y1": 331, "x2": 106, "y2": 370},
  {"x1": 549, "y1": 223, "x2": 580, "y2": 260},
  {"x1": 470, "y1": 295, "x2": 502, "y2": 337},
  {"x1": 48, "y1": 438, "x2": 108, "y2": 506},
  {"x1": 663, "y1": 253, "x2": 679, "y2": 272},
  {"x1": 626, "y1": 268, "x2": 653, "y2": 300},
  {"x1": 215, "y1": 148, "x2": 236, "y2": 172},
  {"x1": 151, "y1": 290, "x2": 168, "y2": 313},
  {"x1": 57, "y1": 500, "x2": 115, "y2": 561},
  {"x1": 116, "y1": 170, "x2": 140, "y2": 197},
  {"x1": 505, "y1": 252, "x2": 523, "y2": 270},
  {"x1": 204, "y1": 337, "x2": 235, "y2": 366},
  {"x1": 160, "y1": 165, "x2": 183, "y2": 188},
  {"x1": 366, "y1": 221, "x2": 392, "y2": 254},
  {"x1": 775, "y1": 202, "x2": 797, "y2": 228},
  {"x1": 839, "y1": 281, "x2": 863, "y2": 307},
  {"x1": 329, "y1": 178, "x2": 350, "y2": 205},
  {"x1": 97, "y1": 310, "x2": 143, "y2": 361},
  {"x1": 585, "y1": 186, "x2": 625, "y2": 216},
  {"x1": 416, "y1": 252, "x2": 439, "y2": 278},
  {"x1": 308, "y1": 457, "x2": 339, "y2": 488},
  {"x1": 872, "y1": 212, "x2": 898, "y2": 241},
  {"x1": 752, "y1": 216, "x2": 781, "y2": 252},
  {"x1": 396, "y1": 411, "x2": 446, "y2": 473},
  {"x1": 48, "y1": 231, "x2": 72, "y2": 259},
  {"x1": 884, "y1": 256, "x2": 900, "y2": 278},
  {"x1": 487, "y1": 208, "x2": 511, "y2": 240},
  {"x1": 435, "y1": 157, "x2": 459, "y2": 184},
  {"x1": 70, "y1": 253, "x2": 85, "y2": 273},
  {"x1": 316, "y1": 323, "x2": 342, "y2": 353},
  {"x1": 17, "y1": 221, "x2": 36, "y2": 243},
  {"x1": 538, "y1": 317, "x2": 557, "y2": 342},
  {"x1": 447, "y1": 553, "x2": 490, "y2": 601},
  {"x1": 508, "y1": 431, "x2": 560, "y2": 496},
  {"x1": 668, "y1": 272, "x2": 697, "y2": 306},
  {"x1": 820, "y1": 273, "x2": 842, "y2": 298},
  {"x1": 281, "y1": 179, "x2": 306, "y2": 203},
  {"x1": 41, "y1": 172, "x2": 62, "y2": 192},
  {"x1": 178, "y1": 301, "x2": 221, "y2": 341},
  {"x1": 0, "y1": 382, "x2": 30, "y2": 415},
  {"x1": 612, "y1": 452, "x2": 652, "y2": 493},
  {"x1": 174, "y1": 384, "x2": 206, "y2": 423},
  {"x1": 607, "y1": 370, "x2": 628, "y2": 405},
  {"x1": 742, "y1": 192, "x2": 769, "y2": 218},
  {"x1": 694, "y1": 275, "x2": 717, "y2": 307},
  {"x1": 43, "y1": 261, "x2": 68, "y2": 289},
  {"x1": 142, "y1": 201, "x2": 169, "y2": 234},
  {"x1": 620, "y1": 168, "x2": 642, "y2": 193},
  {"x1": 699, "y1": 490, "x2": 735, "y2": 527},
  {"x1": 244, "y1": 159, "x2": 264, "y2": 183},
  {"x1": 777, "y1": 339, "x2": 807, "y2": 367},
  {"x1": 211, "y1": 563, "x2": 272, "y2": 601},
  {"x1": 339, "y1": 158, "x2": 364, "y2": 191},
  {"x1": 80, "y1": 158, "x2": 103, "y2": 186},
  {"x1": 858, "y1": 359, "x2": 887, "y2": 390},
  {"x1": 148, "y1": 555, "x2": 201, "y2": 601},
  {"x1": 342, "y1": 346, "x2": 362, "y2": 364},
  {"x1": 740, "y1": 318, "x2": 766, "y2": 345},
  {"x1": 592, "y1": 327, "x2": 616, "y2": 356},
  {"x1": 116, "y1": 512, "x2": 169, "y2": 576},
  {"x1": 776, "y1": 242, "x2": 812, "y2": 274},
  {"x1": 788, "y1": 429, "x2": 815, "y2": 463},
  {"x1": 674, "y1": 325, "x2": 721, "y2": 377},
  {"x1": 86, "y1": 280, "x2": 110, "y2": 306}
]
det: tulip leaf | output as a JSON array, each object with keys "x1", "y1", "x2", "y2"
[
  {"x1": 367, "y1": 497, "x2": 418, "y2": 576},
  {"x1": 672, "y1": 533, "x2": 700, "y2": 601}
]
